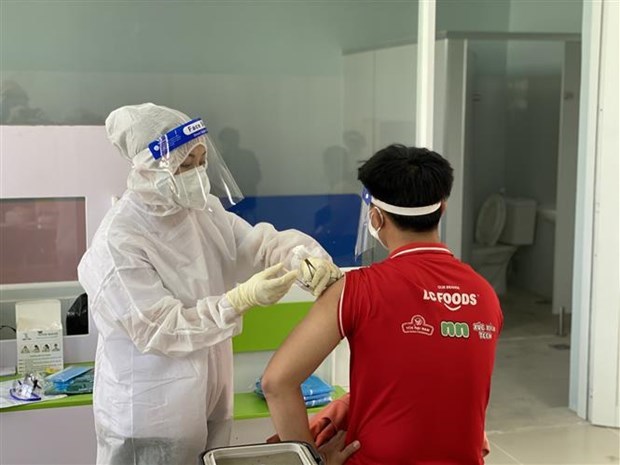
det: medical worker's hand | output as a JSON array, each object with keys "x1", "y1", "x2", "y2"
[
  {"x1": 226, "y1": 263, "x2": 298, "y2": 315},
  {"x1": 298, "y1": 257, "x2": 343, "y2": 297},
  {"x1": 318, "y1": 430, "x2": 360, "y2": 465}
]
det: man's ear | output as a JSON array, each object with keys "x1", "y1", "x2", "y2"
[
  {"x1": 376, "y1": 207, "x2": 390, "y2": 229},
  {"x1": 369, "y1": 206, "x2": 383, "y2": 228},
  {"x1": 440, "y1": 200, "x2": 447, "y2": 214}
]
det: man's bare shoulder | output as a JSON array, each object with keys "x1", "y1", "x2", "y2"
[{"x1": 314, "y1": 277, "x2": 345, "y2": 311}]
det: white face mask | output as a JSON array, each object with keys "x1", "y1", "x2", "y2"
[
  {"x1": 367, "y1": 207, "x2": 387, "y2": 249},
  {"x1": 173, "y1": 166, "x2": 210, "y2": 210}
]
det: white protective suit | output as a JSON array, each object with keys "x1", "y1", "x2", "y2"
[{"x1": 78, "y1": 103, "x2": 329, "y2": 465}]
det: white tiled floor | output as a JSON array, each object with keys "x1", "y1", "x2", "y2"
[{"x1": 484, "y1": 288, "x2": 619, "y2": 465}]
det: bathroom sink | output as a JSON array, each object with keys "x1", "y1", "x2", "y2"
[{"x1": 537, "y1": 207, "x2": 557, "y2": 223}]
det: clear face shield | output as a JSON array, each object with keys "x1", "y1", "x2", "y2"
[
  {"x1": 203, "y1": 136, "x2": 244, "y2": 209},
  {"x1": 148, "y1": 118, "x2": 243, "y2": 211},
  {"x1": 354, "y1": 188, "x2": 375, "y2": 258},
  {"x1": 354, "y1": 187, "x2": 443, "y2": 257}
]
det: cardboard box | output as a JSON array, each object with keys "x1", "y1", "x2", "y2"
[{"x1": 16, "y1": 300, "x2": 64, "y2": 374}]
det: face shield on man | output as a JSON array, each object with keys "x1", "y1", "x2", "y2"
[
  {"x1": 354, "y1": 187, "x2": 442, "y2": 257},
  {"x1": 147, "y1": 118, "x2": 243, "y2": 211}
]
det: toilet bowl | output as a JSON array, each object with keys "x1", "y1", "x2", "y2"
[
  {"x1": 470, "y1": 244, "x2": 517, "y2": 296},
  {"x1": 470, "y1": 194, "x2": 537, "y2": 295}
]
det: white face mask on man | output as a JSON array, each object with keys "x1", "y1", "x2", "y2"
[
  {"x1": 367, "y1": 207, "x2": 387, "y2": 249},
  {"x1": 173, "y1": 166, "x2": 210, "y2": 210}
]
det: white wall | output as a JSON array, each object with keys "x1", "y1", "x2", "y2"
[
  {"x1": 509, "y1": 0, "x2": 582, "y2": 33},
  {"x1": 585, "y1": 0, "x2": 620, "y2": 428},
  {"x1": 0, "y1": 126, "x2": 128, "y2": 243},
  {"x1": 343, "y1": 44, "x2": 418, "y2": 155},
  {"x1": 437, "y1": 0, "x2": 511, "y2": 32}
]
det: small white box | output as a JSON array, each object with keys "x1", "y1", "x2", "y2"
[{"x1": 16, "y1": 300, "x2": 64, "y2": 375}]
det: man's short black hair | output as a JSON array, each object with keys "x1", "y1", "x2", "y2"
[{"x1": 358, "y1": 144, "x2": 454, "y2": 232}]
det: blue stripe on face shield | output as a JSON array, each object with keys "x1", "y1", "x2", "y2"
[{"x1": 148, "y1": 118, "x2": 208, "y2": 160}]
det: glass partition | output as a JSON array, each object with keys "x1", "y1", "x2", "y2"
[{"x1": 2, "y1": 0, "x2": 420, "y2": 267}]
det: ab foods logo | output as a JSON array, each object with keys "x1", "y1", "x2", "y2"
[{"x1": 423, "y1": 285, "x2": 478, "y2": 312}]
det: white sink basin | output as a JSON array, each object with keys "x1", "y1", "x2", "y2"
[{"x1": 537, "y1": 207, "x2": 557, "y2": 223}]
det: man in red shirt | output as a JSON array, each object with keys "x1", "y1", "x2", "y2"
[{"x1": 263, "y1": 145, "x2": 503, "y2": 465}]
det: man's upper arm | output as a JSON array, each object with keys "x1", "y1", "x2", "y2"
[{"x1": 264, "y1": 278, "x2": 345, "y2": 387}]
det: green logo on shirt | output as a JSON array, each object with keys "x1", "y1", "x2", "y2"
[{"x1": 440, "y1": 321, "x2": 470, "y2": 338}]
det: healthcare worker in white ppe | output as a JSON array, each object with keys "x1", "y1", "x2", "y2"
[{"x1": 78, "y1": 103, "x2": 342, "y2": 465}]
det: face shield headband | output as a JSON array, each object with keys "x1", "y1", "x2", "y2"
[
  {"x1": 148, "y1": 118, "x2": 207, "y2": 167},
  {"x1": 145, "y1": 118, "x2": 244, "y2": 210},
  {"x1": 354, "y1": 187, "x2": 442, "y2": 257}
]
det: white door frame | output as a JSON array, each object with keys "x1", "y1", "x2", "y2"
[
  {"x1": 416, "y1": 0, "x2": 436, "y2": 148},
  {"x1": 571, "y1": 0, "x2": 619, "y2": 427}
]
